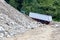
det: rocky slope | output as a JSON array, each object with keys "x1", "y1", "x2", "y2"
[
  {"x1": 0, "y1": 0, "x2": 41, "y2": 38},
  {"x1": 0, "y1": 0, "x2": 60, "y2": 40}
]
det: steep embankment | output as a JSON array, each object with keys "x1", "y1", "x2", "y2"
[
  {"x1": 0, "y1": 0, "x2": 40, "y2": 38},
  {"x1": 0, "y1": 0, "x2": 60, "y2": 40}
]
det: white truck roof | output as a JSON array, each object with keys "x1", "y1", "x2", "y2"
[{"x1": 29, "y1": 12, "x2": 52, "y2": 22}]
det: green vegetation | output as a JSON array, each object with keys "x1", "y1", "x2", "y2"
[
  {"x1": 5, "y1": 0, "x2": 60, "y2": 21},
  {"x1": 5, "y1": 0, "x2": 23, "y2": 11}
]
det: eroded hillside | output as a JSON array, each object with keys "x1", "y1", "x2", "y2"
[{"x1": 0, "y1": 0, "x2": 60, "y2": 40}]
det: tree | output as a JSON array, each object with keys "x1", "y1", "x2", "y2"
[
  {"x1": 21, "y1": 0, "x2": 60, "y2": 21},
  {"x1": 5, "y1": 0, "x2": 60, "y2": 21},
  {"x1": 5, "y1": 0, "x2": 23, "y2": 11}
]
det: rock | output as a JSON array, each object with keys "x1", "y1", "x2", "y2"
[
  {"x1": 0, "y1": 33, "x2": 4, "y2": 37},
  {"x1": 0, "y1": 27, "x2": 5, "y2": 31}
]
